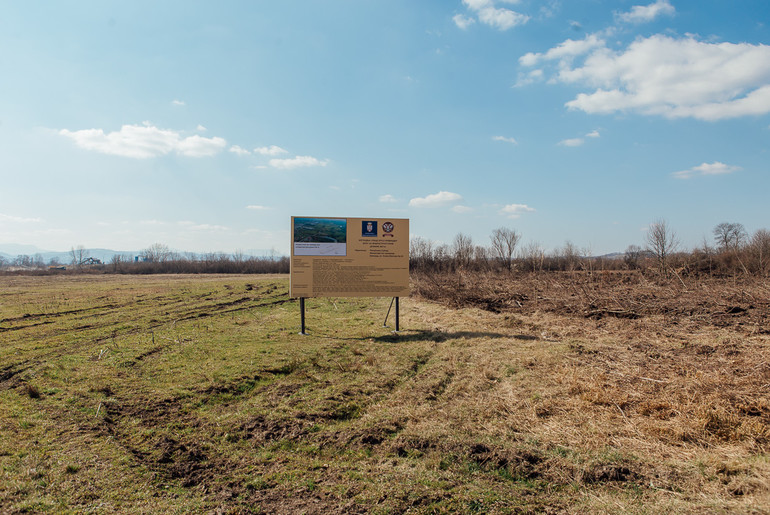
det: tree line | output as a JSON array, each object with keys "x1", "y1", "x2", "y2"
[
  {"x1": 3, "y1": 221, "x2": 768, "y2": 278},
  {"x1": 0, "y1": 243, "x2": 289, "y2": 275},
  {"x1": 410, "y1": 221, "x2": 770, "y2": 278}
]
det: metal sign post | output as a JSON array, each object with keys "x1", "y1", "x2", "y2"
[
  {"x1": 299, "y1": 297, "x2": 306, "y2": 335},
  {"x1": 395, "y1": 297, "x2": 400, "y2": 332},
  {"x1": 383, "y1": 297, "x2": 401, "y2": 332},
  {"x1": 383, "y1": 297, "x2": 394, "y2": 327}
]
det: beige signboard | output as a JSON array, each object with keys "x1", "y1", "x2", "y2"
[{"x1": 290, "y1": 217, "x2": 409, "y2": 298}]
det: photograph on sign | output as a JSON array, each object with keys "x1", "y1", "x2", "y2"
[
  {"x1": 290, "y1": 217, "x2": 409, "y2": 298},
  {"x1": 293, "y1": 217, "x2": 347, "y2": 256}
]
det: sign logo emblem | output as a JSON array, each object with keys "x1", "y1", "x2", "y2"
[
  {"x1": 362, "y1": 220, "x2": 378, "y2": 237},
  {"x1": 382, "y1": 221, "x2": 394, "y2": 237}
]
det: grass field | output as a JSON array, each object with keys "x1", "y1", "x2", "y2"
[{"x1": 1, "y1": 273, "x2": 768, "y2": 513}]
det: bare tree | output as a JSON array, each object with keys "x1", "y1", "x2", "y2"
[
  {"x1": 203, "y1": 251, "x2": 228, "y2": 264},
  {"x1": 623, "y1": 244, "x2": 643, "y2": 269},
  {"x1": 750, "y1": 229, "x2": 770, "y2": 276},
  {"x1": 141, "y1": 243, "x2": 172, "y2": 263},
  {"x1": 646, "y1": 219, "x2": 679, "y2": 276},
  {"x1": 410, "y1": 236, "x2": 435, "y2": 271},
  {"x1": 521, "y1": 241, "x2": 544, "y2": 272},
  {"x1": 473, "y1": 245, "x2": 491, "y2": 270},
  {"x1": 489, "y1": 227, "x2": 520, "y2": 271},
  {"x1": 14, "y1": 255, "x2": 30, "y2": 267},
  {"x1": 70, "y1": 245, "x2": 90, "y2": 267},
  {"x1": 713, "y1": 222, "x2": 747, "y2": 252},
  {"x1": 452, "y1": 233, "x2": 474, "y2": 269},
  {"x1": 110, "y1": 253, "x2": 131, "y2": 272},
  {"x1": 555, "y1": 240, "x2": 583, "y2": 272},
  {"x1": 434, "y1": 243, "x2": 450, "y2": 269}
]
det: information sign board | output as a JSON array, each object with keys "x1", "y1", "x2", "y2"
[{"x1": 290, "y1": 217, "x2": 409, "y2": 298}]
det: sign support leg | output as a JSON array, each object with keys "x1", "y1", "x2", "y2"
[
  {"x1": 395, "y1": 297, "x2": 400, "y2": 332},
  {"x1": 300, "y1": 297, "x2": 306, "y2": 335},
  {"x1": 384, "y1": 297, "x2": 395, "y2": 327}
]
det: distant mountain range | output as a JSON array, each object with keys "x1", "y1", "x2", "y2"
[{"x1": 0, "y1": 244, "x2": 279, "y2": 265}]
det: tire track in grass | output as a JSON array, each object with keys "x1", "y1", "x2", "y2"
[{"x1": 1, "y1": 285, "x2": 291, "y2": 387}]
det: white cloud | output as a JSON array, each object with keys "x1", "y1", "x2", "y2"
[
  {"x1": 59, "y1": 124, "x2": 227, "y2": 158},
  {"x1": 453, "y1": 14, "x2": 475, "y2": 30},
  {"x1": 463, "y1": 0, "x2": 491, "y2": 10},
  {"x1": 514, "y1": 68, "x2": 544, "y2": 87},
  {"x1": 254, "y1": 145, "x2": 288, "y2": 156},
  {"x1": 477, "y1": 6, "x2": 528, "y2": 30},
  {"x1": 559, "y1": 130, "x2": 600, "y2": 147},
  {"x1": 452, "y1": 205, "x2": 473, "y2": 213},
  {"x1": 459, "y1": 0, "x2": 529, "y2": 31},
  {"x1": 617, "y1": 0, "x2": 675, "y2": 24},
  {"x1": 519, "y1": 33, "x2": 604, "y2": 67},
  {"x1": 493, "y1": 135, "x2": 518, "y2": 144},
  {"x1": 246, "y1": 205, "x2": 270, "y2": 210},
  {"x1": 672, "y1": 161, "x2": 742, "y2": 179},
  {"x1": 0, "y1": 213, "x2": 42, "y2": 223},
  {"x1": 499, "y1": 203, "x2": 535, "y2": 218},
  {"x1": 559, "y1": 137, "x2": 584, "y2": 147},
  {"x1": 269, "y1": 155, "x2": 329, "y2": 170},
  {"x1": 409, "y1": 191, "x2": 463, "y2": 208},
  {"x1": 379, "y1": 194, "x2": 398, "y2": 203},
  {"x1": 229, "y1": 145, "x2": 252, "y2": 156},
  {"x1": 172, "y1": 99, "x2": 186, "y2": 106},
  {"x1": 197, "y1": 125, "x2": 207, "y2": 132},
  {"x1": 176, "y1": 135, "x2": 227, "y2": 157},
  {"x1": 524, "y1": 33, "x2": 770, "y2": 121}
]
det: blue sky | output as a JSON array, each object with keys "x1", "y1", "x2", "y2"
[{"x1": 1, "y1": 0, "x2": 768, "y2": 256}]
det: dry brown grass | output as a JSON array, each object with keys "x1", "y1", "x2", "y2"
[
  {"x1": 413, "y1": 269, "x2": 770, "y2": 328},
  {"x1": 409, "y1": 270, "x2": 770, "y2": 512}
]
